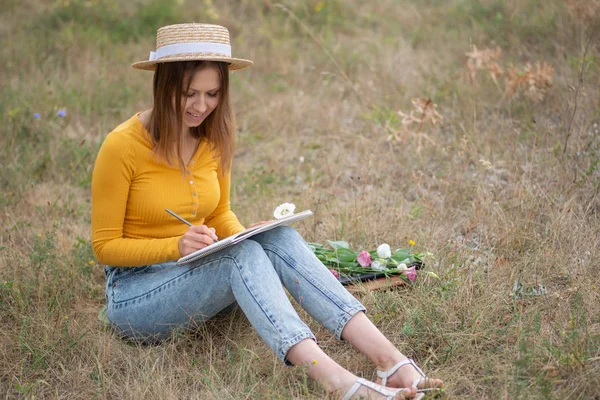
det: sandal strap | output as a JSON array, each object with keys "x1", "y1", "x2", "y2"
[
  {"x1": 376, "y1": 358, "x2": 426, "y2": 386},
  {"x1": 342, "y1": 377, "x2": 404, "y2": 400},
  {"x1": 414, "y1": 377, "x2": 437, "y2": 392}
]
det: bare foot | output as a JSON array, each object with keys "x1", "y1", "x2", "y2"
[
  {"x1": 333, "y1": 373, "x2": 417, "y2": 399},
  {"x1": 376, "y1": 357, "x2": 443, "y2": 392}
]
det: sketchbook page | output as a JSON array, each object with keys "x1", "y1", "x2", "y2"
[
  {"x1": 231, "y1": 210, "x2": 314, "y2": 242},
  {"x1": 176, "y1": 210, "x2": 313, "y2": 266}
]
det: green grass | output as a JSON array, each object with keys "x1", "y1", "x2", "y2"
[{"x1": 1, "y1": 0, "x2": 600, "y2": 398}]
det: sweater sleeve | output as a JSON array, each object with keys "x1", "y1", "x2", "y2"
[
  {"x1": 91, "y1": 132, "x2": 181, "y2": 267},
  {"x1": 204, "y1": 169, "x2": 245, "y2": 239}
]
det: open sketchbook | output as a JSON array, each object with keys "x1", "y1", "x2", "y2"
[{"x1": 176, "y1": 210, "x2": 313, "y2": 265}]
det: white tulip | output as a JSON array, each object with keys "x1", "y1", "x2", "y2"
[{"x1": 377, "y1": 243, "x2": 391, "y2": 259}]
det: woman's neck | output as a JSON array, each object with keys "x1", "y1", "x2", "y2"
[
  {"x1": 140, "y1": 109, "x2": 198, "y2": 164},
  {"x1": 181, "y1": 128, "x2": 198, "y2": 145},
  {"x1": 180, "y1": 129, "x2": 199, "y2": 165}
]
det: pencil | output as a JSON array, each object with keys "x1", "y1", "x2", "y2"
[
  {"x1": 165, "y1": 208, "x2": 219, "y2": 242},
  {"x1": 165, "y1": 208, "x2": 193, "y2": 226}
]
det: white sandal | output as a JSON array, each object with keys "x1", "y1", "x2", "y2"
[
  {"x1": 376, "y1": 358, "x2": 440, "y2": 397},
  {"x1": 342, "y1": 377, "x2": 409, "y2": 400}
]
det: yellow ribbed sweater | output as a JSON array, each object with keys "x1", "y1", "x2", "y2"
[{"x1": 91, "y1": 114, "x2": 245, "y2": 267}]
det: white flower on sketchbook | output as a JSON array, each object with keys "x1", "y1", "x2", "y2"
[
  {"x1": 376, "y1": 243, "x2": 392, "y2": 259},
  {"x1": 274, "y1": 203, "x2": 296, "y2": 220},
  {"x1": 371, "y1": 260, "x2": 386, "y2": 271}
]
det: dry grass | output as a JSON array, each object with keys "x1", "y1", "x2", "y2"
[{"x1": 1, "y1": 0, "x2": 600, "y2": 398}]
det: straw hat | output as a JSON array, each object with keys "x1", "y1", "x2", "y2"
[{"x1": 132, "y1": 23, "x2": 253, "y2": 71}]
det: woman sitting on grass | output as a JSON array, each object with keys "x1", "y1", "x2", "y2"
[{"x1": 91, "y1": 23, "x2": 442, "y2": 400}]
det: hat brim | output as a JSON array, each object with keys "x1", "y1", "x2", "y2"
[{"x1": 132, "y1": 53, "x2": 253, "y2": 71}]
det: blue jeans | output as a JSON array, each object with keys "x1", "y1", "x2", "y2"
[{"x1": 104, "y1": 226, "x2": 366, "y2": 363}]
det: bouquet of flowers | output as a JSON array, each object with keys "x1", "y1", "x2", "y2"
[
  {"x1": 308, "y1": 240, "x2": 437, "y2": 284},
  {"x1": 270, "y1": 203, "x2": 438, "y2": 284}
]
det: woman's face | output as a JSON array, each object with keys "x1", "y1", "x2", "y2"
[{"x1": 181, "y1": 67, "x2": 221, "y2": 132}]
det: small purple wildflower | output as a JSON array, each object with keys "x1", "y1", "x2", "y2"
[
  {"x1": 33, "y1": 113, "x2": 41, "y2": 119},
  {"x1": 57, "y1": 109, "x2": 67, "y2": 117}
]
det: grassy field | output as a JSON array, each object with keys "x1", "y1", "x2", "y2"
[{"x1": 1, "y1": 0, "x2": 600, "y2": 398}]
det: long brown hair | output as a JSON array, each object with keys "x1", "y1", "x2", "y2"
[{"x1": 146, "y1": 61, "x2": 235, "y2": 174}]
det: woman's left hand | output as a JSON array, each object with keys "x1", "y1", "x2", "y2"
[{"x1": 247, "y1": 220, "x2": 274, "y2": 229}]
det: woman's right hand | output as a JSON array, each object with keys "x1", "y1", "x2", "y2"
[{"x1": 178, "y1": 225, "x2": 218, "y2": 256}]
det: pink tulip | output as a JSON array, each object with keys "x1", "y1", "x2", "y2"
[
  {"x1": 329, "y1": 269, "x2": 340, "y2": 279},
  {"x1": 357, "y1": 250, "x2": 372, "y2": 267},
  {"x1": 403, "y1": 266, "x2": 417, "y2": 282}
]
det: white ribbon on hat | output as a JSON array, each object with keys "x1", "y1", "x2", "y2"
[{"x1": 149, "y1": 42, "x2": 232, "y2": 61}]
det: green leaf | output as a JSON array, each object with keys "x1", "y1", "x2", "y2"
[
  {"x1": 385, "y1": 258, "x2": 398, "y2": 267},
  {"x1": 413, "y1": 252, "x2": 425, "y2": 262},
  {"x1": 335, "y1": 248, "x2": 358, "y2": 262},
  {"x1": 391, "y1": 250, "x2": 409, "y2": 262},
  {"x1": 337, "y1": 261, "x2": 359, "y2": 268},
  {"x1": 327, "y1": 240, "x2": 350, "y2": 250}
]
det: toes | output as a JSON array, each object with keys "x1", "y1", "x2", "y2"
[
  {"x1": 416, "y1": 377, "x2": 444, "y2": 390},
  {"x1": 396, "y1": 387, "x2": 417, "y2": 399},
  {"x1": 393, "y1": 387, "x2": 415, "y2": 400}
]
